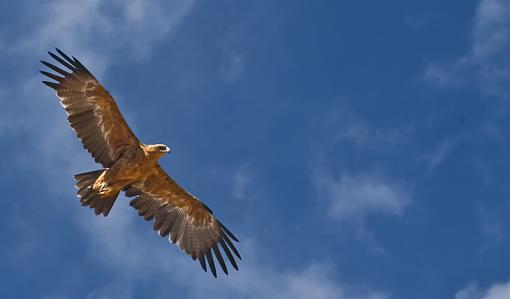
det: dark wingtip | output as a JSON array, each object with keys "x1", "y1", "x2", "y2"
[
  {"x1": 40, "y1": 70, "x2": 64, "y2": 82},
  {"x1": 213, "y1": 245, "x2": 228, "y2": 275},
  {"x1": 223, "y1": 235, "x2": 242, "y2": 260},
  {"x1": 219, "y1": 221, "x2": 240, "y2": 242},
  {"x1": 199, "y1": 255, "x2": 207, "y2": 272},
  {"x1": 41, "y1": 60, "x2": 69, "y2": 76},
  {"x1": 40, "y1": 60, "x2": 53, "y2": 69},
  {"x1": 72, "y1": 56, "x2": 84, "y2": 67},
  {"x1": 205, "y1": 250, "x2": 217, "y2": 278},
  {"x1": 56, "y1": 48, "x2": 72, "y2": 62},
  {"x1": 70, "y1": 54, "x2": 95, "y2": 77},
  {"x1": 49, "y1": 50, "x2": 77, "y2": 71},
  {"x1": 218, "y1": 238, "x2": 238, "y2": 271},
  {"x1": 42, "y1": 81, "x2": 59, "y2": 90}
]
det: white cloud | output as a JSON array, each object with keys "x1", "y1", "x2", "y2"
[
  {"x1": 314, "y1": 170, "x2": 410, "y2": 224},
  {"x1": 484, "y1": 282, "x2": 510, "y2": 299},
  {"x1": 425, "y1": 0, "x2": 510, "y2": 97},
  {"x1": 456, "y1": 283, "x2": 483, "y2": 299},
  {"x1": 456, "y1": 280, "x2": 510, "y2": 299},
  {"x1": 472, "y1": 0, "x2": 510, "y2": 60},
  {"x1": 312, "y1": 105, "x2": 411, "y2": 241},
  {"x1": 12, "y1": 0, "x2": 195, "y2": 62}
]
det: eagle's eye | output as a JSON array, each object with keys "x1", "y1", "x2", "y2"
[{"x1": 158, "y1": 146, "x2": 167, "y2": 151}]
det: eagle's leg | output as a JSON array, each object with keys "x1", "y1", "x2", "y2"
[
  {"x1": 97, "y1": 180, "x2": 132, "y2": 195},
  {"x1": 92, "y1": 170, "x2": 118, "y2": 196},
  {"x1": 92, "y1": 171, "x2": 108, "y2": 194},
  {"x1": 92, "y1": 168, "x2": 134, "y2": 196},
  {"x1": 97, "y1": 182, "x2": 112, "y2": 194}
]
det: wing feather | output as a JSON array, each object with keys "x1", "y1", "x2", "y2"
[
  {"x1": 127, "y1": 166, "x2": 241, "y2": 277},
  {"x1": 205, "y1": 249, "x2": 217, "y2": 278},
  {"x1": 199, "y1": 254, "x2": 207, "y2": 272},
  {"x1": 41, "y1": 49, "x2": 141, "y2": 167}
]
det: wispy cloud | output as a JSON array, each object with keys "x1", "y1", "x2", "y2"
[
  {"x1": 321, "y1": 105, "x2": 410, "y2": 150},
  {"x1": 456, "y1": 280, "x2": 510, "y2": 299},
  {"x1": 218, "y1": 28, "x2": 245, "y2": 83},
  {"x1": 456, "y1": 283, "x2": 484, "y2": 299},
  {"x1": 12, "y1": 0, "x2": 195, "y2": 62},
  {"x1": 477, "y1": 205, "x2": 506, "y2": 253},
  {"x1": 403, "y1": 11, "x2": 437, "y2": 29},
  {"x1": 421, "y1": 138, "x2": 455, "y2": 176},
  {"x1": 311, "y1": 104, "x2": 412, "y2": 240},
  {"x1": 231, "y1": 164, "x2": 254, "y2": 201},
  {"x1": 424, "y1": 0, "x2": 510, "y2": 97},
  {"x1": 219, "y1": 52, "x2": 245, "y2": 83},
  {"x1": 314, "y1": 170, "x2": 410, "y2": 225}
]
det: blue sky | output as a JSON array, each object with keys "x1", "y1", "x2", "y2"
[{"x1": 1, "y1": 0, "x2": 510, "y2": 298}]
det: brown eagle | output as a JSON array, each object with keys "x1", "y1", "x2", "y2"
[{"x1": 40, "y1": 49, "x2": 240, "y2": 277}]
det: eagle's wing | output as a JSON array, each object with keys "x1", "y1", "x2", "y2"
[
  {"x1": 40, "y1": 49, "x2": 141, "y2": 168},
  {"x1": 125, "y1": 165, "x2": 241, "y2": 277}
]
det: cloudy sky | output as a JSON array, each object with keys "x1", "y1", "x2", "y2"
[{"x1": 1, "y1": 0, "x2": 510, "y2": 298}]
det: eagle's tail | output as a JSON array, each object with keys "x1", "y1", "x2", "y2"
[{"x1": 74, "y1": 169, "x2": 119, "y2": 217}]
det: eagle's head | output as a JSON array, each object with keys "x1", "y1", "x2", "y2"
[{"x1": 145, "y1": 144, "x2": 171, "y2": 156}]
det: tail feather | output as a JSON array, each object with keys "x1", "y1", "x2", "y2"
[
  {"x1": 74, "y1": 169, "x2": 119, "y2": 217},
  {"x1": 74, "y1": 170, "x2": 103, "y2": 189}
]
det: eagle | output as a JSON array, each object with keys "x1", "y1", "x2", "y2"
[{"x1": 40, "y1": 49, "x2": 240, "y2": 277}]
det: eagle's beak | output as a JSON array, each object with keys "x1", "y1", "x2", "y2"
[{"x1": 165, "y1": 146, "x2": 171, "y2": 153}]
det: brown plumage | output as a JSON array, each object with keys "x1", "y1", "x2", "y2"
[{"x1": 41, "y1": 49, "x2": 241, "y2": 277}]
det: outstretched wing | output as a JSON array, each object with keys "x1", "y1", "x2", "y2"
[
  {"x1": 40, "y1": 49, "x2": 141, "y2": 168},
  {"x1": 126, "y1": 166, "x2": 241, "y2": 277}
]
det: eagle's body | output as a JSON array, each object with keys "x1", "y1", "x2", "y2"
[
  {"x1": 92, "y1": 144, "x2": 169, "y2": 198},
  {"x1": 41, "y1": 49, "x2": 240, "y2": 277}
]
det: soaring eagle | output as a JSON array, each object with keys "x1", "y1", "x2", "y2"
[{"x1": 40, "y1": 49, "x2": 240, "y2": 277}]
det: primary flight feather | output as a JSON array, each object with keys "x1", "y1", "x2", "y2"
[{"x1": 40, "y1": 49, "x2": 241, "y2": 277}]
